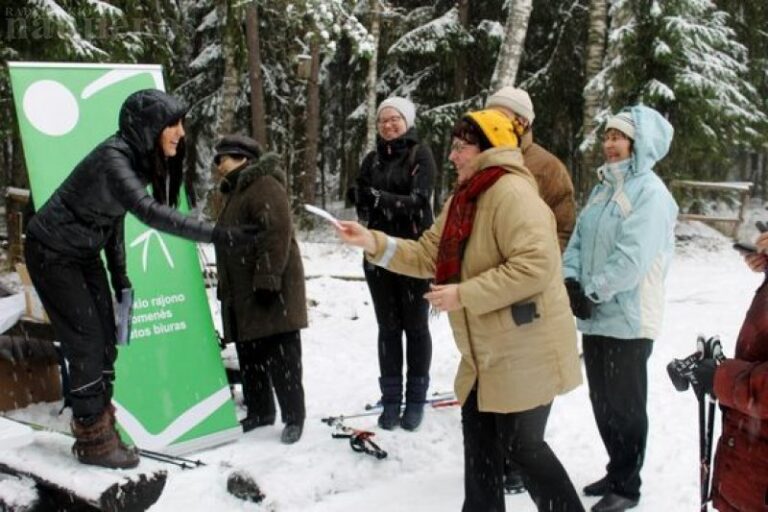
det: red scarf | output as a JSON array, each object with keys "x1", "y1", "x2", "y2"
[{"x1": 434, "y1": 166, "x2": 506, "y2": 284}]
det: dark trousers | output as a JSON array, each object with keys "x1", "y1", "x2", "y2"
[
  {"x1": 364, "y1": 262, "x2": 431, "y2": 378},
  {"x1": 461, "y1": 389, "x2": 584, "y2": 512},
  {"x1": 582, "y1": 335, "x2": 653, "y2": 500},
  {"x1": 24, "y1": 235, "x2": 116, "y2": 420},
  {"x1": 235, "y1": 330, "x2": 305, "y2": 425}
]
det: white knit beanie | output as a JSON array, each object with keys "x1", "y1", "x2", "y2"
[
  {"x1": 605, "y1": 111, "x2": 636, "y2": 140},
  {"x1": 377, "y1": 97, "x2": 416, "y2": 129},
  {"x1": 485, "y1": 86, "x2": 535, "y2": 123}
]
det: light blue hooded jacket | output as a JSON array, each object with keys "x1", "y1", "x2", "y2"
[{"x1": 563, "y1": 105, "x2": 679, "y2": 340}]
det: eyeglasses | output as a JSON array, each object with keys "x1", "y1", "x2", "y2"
[
  {"x1": 377, "y1": 115, "x2": 404, "y2": 126},
  {"x1": 450, "y1": 140, "x2": 476, "y2": 153}
]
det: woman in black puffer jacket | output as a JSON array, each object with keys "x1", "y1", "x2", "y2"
[
  {"x1": 24, "y1": 89, "x2": 257, "y2": 469},
  {"x1": 349, "y1": 97, "x2": 436, "y2": 431}
]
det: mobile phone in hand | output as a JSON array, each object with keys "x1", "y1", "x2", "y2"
[{"x1": 733, "y1": 242, "x2": 758, "y2": 254}]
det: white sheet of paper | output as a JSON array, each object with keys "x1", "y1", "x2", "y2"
[{"x1": 304, "y1": 204, "x2": 343, "y2": 229}]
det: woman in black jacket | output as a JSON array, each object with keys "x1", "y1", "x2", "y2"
[
  {"x1": 349, "y1": 97, "x2": 436, "y2": 431},
  {"x1": 24, "y1": 89, "x2": 257, "y2": 469}
]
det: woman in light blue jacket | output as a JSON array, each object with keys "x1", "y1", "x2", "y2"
[{"x1": 562, "y1": 105, "x2": 678, "y2": 512}]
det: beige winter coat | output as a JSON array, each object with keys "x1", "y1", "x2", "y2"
[{"x1": 368, "y1": 147, "x2": 582, "y2": 413}]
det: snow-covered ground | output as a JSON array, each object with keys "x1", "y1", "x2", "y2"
[{"x1": 2, "y1": 219, "x2": 764, "y2": 511}]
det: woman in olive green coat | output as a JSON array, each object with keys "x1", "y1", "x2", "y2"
[{"x1": 213, "y1": 135, "x2": 307, "y2": 445}]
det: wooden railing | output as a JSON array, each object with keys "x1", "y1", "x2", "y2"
[{"x1": 671, "y1": 180, "x2": 753, "y2": 238}]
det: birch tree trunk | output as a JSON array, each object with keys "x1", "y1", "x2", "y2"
[
  {"x1": 301, "y1": 36, "x2": 321, "y2": 205},
  {"x1": 490, "y1": 0, "x2": 533, "y2": 90},
  {"x1": 245, "y1": 1, "x2": 268, "y2": 148},
  {"x1": 579, "y1": 0, "x2": 608, "y2": 201},
  {"x1": 217, "y1": 0, "x2": 239, "y2": 136},
  {"x1": 364, "y1": 0, "x2": 380, "y2": 153}
]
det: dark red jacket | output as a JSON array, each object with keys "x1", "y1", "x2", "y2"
[{"x1": 712, "y1": 277, "x2": 768, "y2": 511}]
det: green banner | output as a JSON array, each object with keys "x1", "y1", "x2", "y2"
[{"x1": 8, "y1": 62, "x2": 239, "y2": 454}]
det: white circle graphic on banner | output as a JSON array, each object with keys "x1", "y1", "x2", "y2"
[{"x1": 23, "y1": 80, "x2": 79, "y2": 136}]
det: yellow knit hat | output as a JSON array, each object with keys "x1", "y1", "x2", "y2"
[{"x1": 464, "y1": 109, "x2": 519, "y2": 149}]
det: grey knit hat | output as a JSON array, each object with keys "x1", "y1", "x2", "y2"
[
  {"x1": 605, "y1": 111, "x2": 636, "y2": 140},
  {"x1": 485, "y1": 86, "x2": 535, "y2": 123},
  {"x1": 377, "y1": 97, "x2": 416, "y2": 129}
]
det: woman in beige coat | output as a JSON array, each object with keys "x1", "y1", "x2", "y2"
[{"x1": 336, "y1": 109, "x2": 584, "y2": 512}]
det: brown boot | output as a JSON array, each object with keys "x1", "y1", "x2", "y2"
[
  {"x1": 71, "y1": 409, "x2": 139, "y2": 469},
  {"x1": 105, "y1": 403, "x2": 139, "y2": 454}
]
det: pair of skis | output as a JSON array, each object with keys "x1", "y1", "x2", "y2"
[{"x1": 320, "y1": 391, "x2": 459, "y2": 460}]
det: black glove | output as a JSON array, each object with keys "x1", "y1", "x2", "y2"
[
  {"x1": 690, "y1": 358, "x2": 717, "y2": 398},
  {"x1": 564, "y1": 278, "x2": 593, "y2": 320},
  {"x1": 253, "y1": 288, "x2": 279, "y2": 305},
  {"x1": 110, "y1": 272, "x2": 132, "y2": 302},
  {"x1": 212, "y1": 224, "x2": 261, "y2": 247},
  {"x1": 356, "y1": 187, "x2": 377, "y2": 208},
  {"x1": 369, "y1": 188, "x2": 382, "y2": 208}
]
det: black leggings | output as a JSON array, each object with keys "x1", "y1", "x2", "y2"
[
  {"x1": 582, "y1": 335, "x2": 653, "y2": 500},
  {"x1": 24, "y1": 235, "x2": 116, "y2": 419},
  {"x1": 364, "y1": 261, "x2": 431, "y2": 377},
  {"x1": 462, "y1": 389, "x2": 584, "y2": 512}
]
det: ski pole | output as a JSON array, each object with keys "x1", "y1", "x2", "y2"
[
  {"x1": 137, "y1": 450, "x2": 196, "y2": 469},
  {"x1": 699, "y1": 396, "x2": 716, "y2": 511},
  {"x1": 321, "y1": 410, "x2": 382, "y2": 425},
  {"x1": 137, "y1": 449, "x2": 206, "y2": 468},
  {"x1": 431, "y1": 399, "x2": 459, "y2": 408},
  {"x1": 365, "y1": 394, "x2": 458, "y2": 411},
  {"x1": 698, "y1": 395, "x2": 715, "y2": 512}
]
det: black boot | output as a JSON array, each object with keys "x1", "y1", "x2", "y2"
[
  {"x1": 280, "y1": 422, "x2": 303, "y2": 444},
  {"x1": 377, "y1": 376, "x2": 402, "y2": 430},
  {"x1": 401, "y1": 376, "x2": 429, "y2": 431},
  {"x1": 240, "y1": 414, "x2": 276, "y2": 433}
]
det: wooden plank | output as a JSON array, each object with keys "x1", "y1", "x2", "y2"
[
  {"x1": 677, "y1": 214, "x2": 741, "y2": 223},
  {"x1": 671, "y1": 180, "x2": 753, "y2": 192}
]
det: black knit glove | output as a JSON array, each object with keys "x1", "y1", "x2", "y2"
[
  {"x1": 110, "y1": 272, "x2": 132, "y2": 302},
  {"x1": 690, "y1": 358, "x2": 717, "y2": 399},
  {"x1": 564, "y1": 278, "x2": 593, "y2": 320},
  {"x1": 212, "y1": 225, "x2": 261, "y2": 247}
]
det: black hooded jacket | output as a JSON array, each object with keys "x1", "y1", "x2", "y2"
[
  {"x1": 354, "y1": 128, "x2": 435, "y2": 240},
  {"x1": 27, "y1": 89, "x2": 215, "y2": 275}
]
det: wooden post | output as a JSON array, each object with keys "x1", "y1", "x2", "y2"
[{"x1": 5, "y1": 187, "x2": 30, "y2": 268}]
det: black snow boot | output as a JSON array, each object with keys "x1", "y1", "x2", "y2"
[
  {"x1": 401, "y1": 376, "x2": 429, "y2": 431},
  {"x1": 377, "y1": 376, "x2": 402, "y2": 430}
]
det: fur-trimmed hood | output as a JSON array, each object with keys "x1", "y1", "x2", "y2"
[{"x1": 239, "y1": 152, "x2": 285, "y2": 188}]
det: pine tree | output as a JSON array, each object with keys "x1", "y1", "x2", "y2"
[{"x1": 597, "y1": 0, "x2": 767, "y2": 179}]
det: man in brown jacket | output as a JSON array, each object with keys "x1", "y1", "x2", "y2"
[
  {"x1": 487, "y1": 86, "x2": 577, "y2": 494},
  {"x1": 486, "y1": 86, "x2": 576, "y2": 252},
  {"x1": 213, "y1": 135, "x2": 308, "y2": 444}
]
